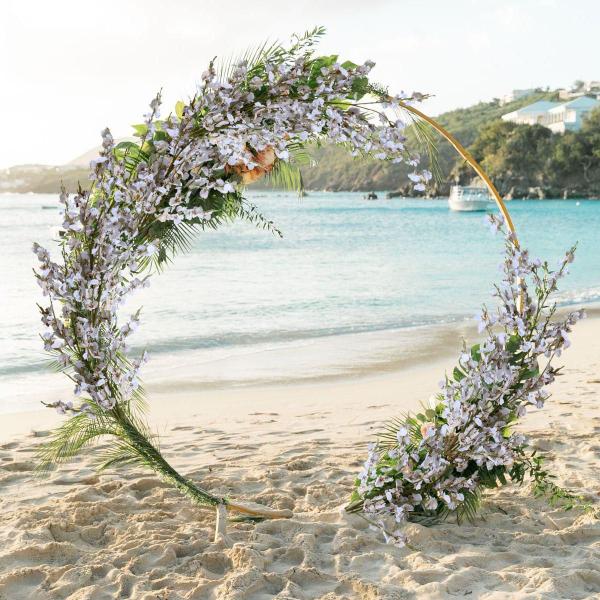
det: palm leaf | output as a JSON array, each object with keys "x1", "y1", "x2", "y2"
[
  {"x1": 95, "y1": 440, "x2": 142, "y2": 470},
  {"x1": 36, "y1": 412, "x2": 116, "y2": 473},
  {"x1": 378, "y1": 413, "x2": 422, "y2": 449},
  {"x1": 217, "y1": 26, "x2": 326, "y2": 82},
  {"x1": 263, "y1": 160, "x2": 305, "y2": 193},
  {"x1": 400, "y1": 108, "x2": 443, "y2": 183},
  {"x1": 455, "y1": 489, "x2": 482, "y2": 525}
]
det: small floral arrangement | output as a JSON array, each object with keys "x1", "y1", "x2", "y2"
[
  {"x1": 348, "y1": 215, "x2": 587, "y2": 546},
  {"x1": 32, "y1": 29, "x2": 432, "y2": 528}
]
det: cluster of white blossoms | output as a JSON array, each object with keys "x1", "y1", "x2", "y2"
[
  {"x1": 353, "y1": 215, "x2": 584, "y2": 546},
  {"x1": 33, "y1": 35, "x2": 427, "y2": 414}
]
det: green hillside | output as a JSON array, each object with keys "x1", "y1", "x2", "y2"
[
  {"x1": 294, "y1": 90, "x2": 559, "y2": 194},
  {"x1": 3, "y1": 90, "x2": 599, "y2": 199}
]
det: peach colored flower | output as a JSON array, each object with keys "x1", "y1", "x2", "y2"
[
  {"x1": 226, "y1": 146, "x2": 276, "y2": 184},
  {"x1": 420, "y1": 422, "x2": 436, "y2": 439}
]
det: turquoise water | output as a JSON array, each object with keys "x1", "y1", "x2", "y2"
[{"x1": 1, "y1": 191, "x2": 600, "y2": 413}]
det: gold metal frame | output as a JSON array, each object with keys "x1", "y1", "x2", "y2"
[{"x1": 398, "y1": 101, "x2": 518, "y2": 242}]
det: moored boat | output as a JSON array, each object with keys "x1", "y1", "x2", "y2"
[{"x1": 448, "y1": 185, "x2": 494, "y2": 212}]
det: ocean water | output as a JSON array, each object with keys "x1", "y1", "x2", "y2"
[{"x1": 2, "y1": 191, "x2": 600, "y2": 414}]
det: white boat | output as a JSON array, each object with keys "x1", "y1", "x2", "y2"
[{"x1": 448, "y1": 185, "x2": 494, "y2": 212}]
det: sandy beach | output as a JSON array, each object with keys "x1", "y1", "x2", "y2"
[
  {"x1": 3, "y1": 1, "x2": 600, "y2": 598},
  {"x1": 1, "y1": 315, "x2": 599, "y2": 599}
]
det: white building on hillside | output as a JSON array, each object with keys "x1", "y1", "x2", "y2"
[
  {"x1": 501, "y1": 97, "x2": 600, "y2": 133},
  {"x1": 545, "y1": 96, "x2": 600, "y2": 133},
  {"x1": 499, "y1": 89, "x2": 535, "y2": 106},
  {"x1": 558, "y1": 81, "x2": 600, "y2": 101},
  {"x1": 501, "y1": 100, "x2": 560, "y2": 125}
]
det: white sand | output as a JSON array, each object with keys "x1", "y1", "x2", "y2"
[{"x1": 1, "y1": 317, "x2": 600, "y2": 599}]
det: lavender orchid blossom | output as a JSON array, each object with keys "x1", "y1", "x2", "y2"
[{"x1": 349, "y1": 215, "x2": 586, "y2": 546}]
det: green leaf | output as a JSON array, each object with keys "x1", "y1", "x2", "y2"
[
  {"x1": 350, "y1": 76, "x2": 369, "y2": 101},
  {"x1": 314, "y1": 54, "x2": 338, "y2": 69},
  {"x1": 470, "y1": 344, "x2": 481, "y2": 362},
  {"x1": 308, "y1": 54, "x2": 339, "y2": 88},
  {"x1": 114, "y1": 141, "x2": 139, "y2": 152},
  {"x1": 349, "y1": 489, "x2": 361, "y2": 503},
  {"x1": 341, "y1": 60, "x2": 358, "y2": 70},
  {"x1": 113, "y1": 141, "x2": 149, "y2": 171},
  {"x1": 506, "y1": 334, "x2": 521, "y2": 354},
  {"x1": 521, "y1": 366, "x2": 540, "y2": 380},
  {"x1": 153, "y1": 130, "x2": 170, "y2": 142},
  {"x1": 329, "y1": 98, "x2": 353, "y2": 111},
  {"x1": 131, "y1": 123, "x2": 148, "y2": 137},
  {"x1": 36, "y1": 412, "x2": 116, "y2": 473},
  {"x1": 263, "y1": 160, "x2": 304, "y2": 193},
  {"x1": 141, "y1": 141, "x2": 154, "y2": 155},
  {"x1": 453, "y1": 366, "x2": 465, "y2": 382}
]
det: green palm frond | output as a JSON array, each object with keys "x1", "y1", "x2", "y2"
[
  {"x1": 45, "y1": 357, "x2": 74, "y2": 376},
  {"x1": 95, "y1": 440, "x2": 143, "y2": 471},
  {"x1": 287, "y1": 142, "x2": 315, "y2": 167},
  {"x1": 455, "y1": 489, "x2": 482, "y2": 525},
  {"x1": 264, "y1": 160, "x2": 305, "y2": 193},
  {"x1": 36, "y1": 412, "x2": 116, "y2": 473},
  {"x1": 478, "y1": 465, "x2": 508, "y2": 489},
  {"x1": 152, "y1": 220, "x2": 200, "y2": 270},
  {"x1": 93, "y1": 415, "x2": 161, "y2": 471},
  {"x1": 261, "y1": 141, "x2": 317, "y2": 193},
  {"x1": 217, "y1": 26, "x2": 326, "y2": 81},
  {"x1": 129, "y1": 385, "x2": 149, "y2": 414},
  {"x1": 234, "y1": 201, "x2": 283, "y2": 237},
  {"x1": 378, "y1": 413, "x2": 422, "y2": 449},
  {"x1": 134, "y1": 189, "x2": 283, "y2": 270},
  {"x1": 401, "y1": 109, "x2": 443, "y2": 183},
  {"x1": 217, "y1": 38, "x2": 279, "y2": 80}
]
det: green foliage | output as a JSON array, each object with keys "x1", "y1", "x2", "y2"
[
  {"x1": 465, "y1": 106, "x2": 600, "y2": 198},
  {"x1": 253, "y1": 92, "x2": 600, "y2": 198},
  {"x1": 264, "y1": 160, "x2": 304, "y2": 193},
  {"x1": 524, "y1": 454, "x2": 592, "y2": 512},
  {"x1": 113, "y1": 141, "x2": 149, "y2": 173},
  {"x1": 350, "y1": 331, "x2": 593, "y2": 528},
  {"x1": 36, "y1": 411, "x2": 116, "y2": 473},
  {"x1": 436, "y1": 91, "x2": 557, "y2": 148},
  {"x1": 7, "y1": 90, "x2": 600, "y2": 198}
]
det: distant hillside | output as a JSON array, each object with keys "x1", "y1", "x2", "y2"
[
  {"x1": 293, "y1": 91, "x2": 559, "y2": 194},
  {"x1": 435, "y1": 91, "x2": 557, "y2": 147},
  {"x1": 0, "y1": 136, "x2": 132, "y2": 194},
  {"x1": 4, "y1": 89, "x2": 598, "y2": 199},
  {"x1": 0, "y1": 164, "x2": 89, "y2": 194}
]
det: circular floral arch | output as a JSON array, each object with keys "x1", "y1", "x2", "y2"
[{"x1": 34, "y1": 29, "x2": 586, "y2": 541}]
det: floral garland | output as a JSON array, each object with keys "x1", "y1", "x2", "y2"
[
  {"x1": 32, "y1": 29, "x2": 431, "y2": 523},
  {"x1": 348, "y1": 215, "x2": 587, "y2": 546}
]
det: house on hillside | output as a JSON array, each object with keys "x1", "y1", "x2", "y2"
[
  {"x1": 558, "y1": 80, "x2": 600, "y2": 101},
  {"x1": 545, "y1": 96, "x2": 600, "y2": 133},
  {"x1": 499, "y1": 89, "x2": 535, "y2": 106},
  {"x1": 501, "y1": 100, "x2": 561, "y2": 126},
  {"x1": 501, "y1": 97, "x2": 600, "y2": 133}
]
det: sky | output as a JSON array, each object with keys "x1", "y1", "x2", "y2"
[{"x1": 1, "y1": 0, "x2": 599, "y2": 169}]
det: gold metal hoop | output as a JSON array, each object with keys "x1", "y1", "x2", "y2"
[
  {"x1": 398, "y1": 102, "x2": 523, "y2": 313},
  {"x1": 398, "y1": 102, "x2": 518, "y2": 241}
]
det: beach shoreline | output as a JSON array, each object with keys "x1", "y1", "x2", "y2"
[
  {"x1": 1, "y1": 313, "x2": 599, "y2": 598},
  {"x1": 2, "y1": 304, "x2": 598, "y2": 430}
]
